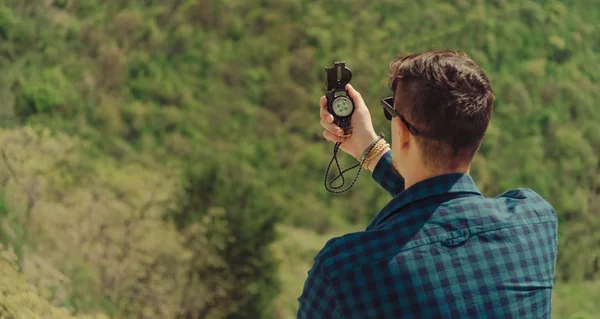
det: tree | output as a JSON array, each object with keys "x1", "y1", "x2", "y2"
[{"x1": 169, "y1": 155, "x2": 282, "y2": 319}]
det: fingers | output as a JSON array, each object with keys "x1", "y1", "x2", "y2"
[
  {"x1": 320, "y1": 107, "x2": 334, "y2": 123},
  {"x1": 345, "y1": 84, "x2": 365, "y2": 110},
  {"x1": 323, "y1": 130, "x2": 346, "y2": 143},
  {"x1": 320, "y1": 119, "x2": 343, "y2": 135},
  {"x1": 320, "y1": 118, "x2": 349, "y2": 145},
  {"x1": 345, "y1": 84, "x2": 361, "y2": 99},
  {"x1": 319, "y1": 95, "x2": 334, "y2": 123}
]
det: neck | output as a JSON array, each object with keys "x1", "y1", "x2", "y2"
[{"x1": 401, "y1": 164, "x2": 470, "y2": 190}]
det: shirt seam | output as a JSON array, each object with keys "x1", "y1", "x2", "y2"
[
  {"x1": 395, "y1": 215, "x2": 557, "y2": 253},
  {"x1": 325, "y1": 216, "x2": 557, "y2": 276}
]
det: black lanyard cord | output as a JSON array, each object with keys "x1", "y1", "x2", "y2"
[
  {"x1": 324, "y1": 142, "x2": 364, "y2": 193},
  {"x1": 324, "y1": 133, "x2": 384, "y2": 194}
]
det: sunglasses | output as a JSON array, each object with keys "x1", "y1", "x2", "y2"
[{"x1": 381, "y1": 97, "x2": 420, "y2": 136}]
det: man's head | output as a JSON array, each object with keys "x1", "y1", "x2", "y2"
[{"x1": 385, "y1": 50, "x2": 495, "y2": 180}]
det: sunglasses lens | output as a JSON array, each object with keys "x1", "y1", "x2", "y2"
[
  {"x1": 382, "y1": 97, "x2": 394, "y2": 121},
  {"x1": 383, "y1": 107, "x2": 392, "y2": 120}
]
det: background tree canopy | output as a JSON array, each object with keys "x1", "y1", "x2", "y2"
[{"x1": 0, "y1": 0, "x2": 598, "y2": 318}]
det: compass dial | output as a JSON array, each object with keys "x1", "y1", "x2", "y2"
[{"x1": 332, "y1": 97, "x2": 353, "y2": 117}]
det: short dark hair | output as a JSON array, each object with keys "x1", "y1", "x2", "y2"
[{"x1": 388, "y1": 49, "x2": 495, "y2": 170}]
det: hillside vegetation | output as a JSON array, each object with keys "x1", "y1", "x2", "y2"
[{"x1": 0, "y1": 0, "x2": 598, "y2": 318}]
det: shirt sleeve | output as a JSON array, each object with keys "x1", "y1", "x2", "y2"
[
  {"x1": 297, "y1": 262, "x2": 339, "y2": 318},
  {"x1": 371, "y1": 149, "x2": 405, "y2": 197}
]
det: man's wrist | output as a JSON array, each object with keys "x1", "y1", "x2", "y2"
[
  {"x1": 353, "y1": 132, "x2": 379, "y2": 159},
  {"x1": 366, "y1": 147, "x2": 390, "y2": 172}
]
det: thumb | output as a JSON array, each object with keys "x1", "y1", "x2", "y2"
[{"x1": 345, "y1": 84, "x2": 366, "y2": 110}]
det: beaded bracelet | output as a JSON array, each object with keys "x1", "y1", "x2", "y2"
[
  {"x1": 363, "y1": 139, "x2": 390, "y2": 169},
  {"x1": 357, "y1": 133, "x2": 385, "y2": 163}
]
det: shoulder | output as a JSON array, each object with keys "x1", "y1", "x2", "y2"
[
  {"x1": 495, "y1": 187, "x2": 557, "y2": 219},
  {"x1": 313, "y1": 232, "x2": 358, "y2": 265},
  {"x1": 312, "y1": 227, "x2": 404, "y2": 279},
  {"x1": 496, "y1": 187, "x2": 552, "y2": 205},
  {"x1": 312, "y1": 230, "x2": 379, "y2": 271}
]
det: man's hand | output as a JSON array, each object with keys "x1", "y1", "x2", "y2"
[{"x1": 320, "y1": 84, "x2": 378, "y2": 160}]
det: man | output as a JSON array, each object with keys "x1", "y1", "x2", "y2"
[{"x1": 297, "y1": 50, "x2": 558, "y2": 318}]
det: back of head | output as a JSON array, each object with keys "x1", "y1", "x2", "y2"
[{"x1": 389, "y1": 50, "x2": 495, "y2": 171}]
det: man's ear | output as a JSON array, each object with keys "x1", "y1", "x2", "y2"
[{"x1": 394, "y1": 117, "x2": 411, "y2": 150}]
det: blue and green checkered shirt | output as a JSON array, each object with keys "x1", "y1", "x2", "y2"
[{"x1": 298, "y1": 150, "x2": 558, "y2": 318}]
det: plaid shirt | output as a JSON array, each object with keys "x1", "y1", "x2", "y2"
[{"x1": 298, "y1": 150, "x2": 558, "y2": 318}]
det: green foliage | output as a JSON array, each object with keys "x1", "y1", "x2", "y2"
[
  {"x1": 167, "y1": 155, "x2": 282, "y2": 319},
  {"x1": 0, "y1": 0, "x2": 598, "y2": 318},
  {"x1": 0, "y1": 126, "x2": 255, "y2": 319},
  {"x1": 0, "y1": 127, "x2": 182, "y2": 317},
  {"x1": 14, "y1": 67, "x2": 76, "y2": 120},
  {"x1": 0, "y1": 245, "x2": 110, "y2": 319},
  {"x1": 552, "y1": 281, "x2": 600, "y2": 319}
]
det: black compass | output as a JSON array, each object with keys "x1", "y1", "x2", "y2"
[
  {"x1": 325, "y1": 61, "x2": 354, "y2": 136},
  {"x1": 323, "y1": 61, "x2": 366, "y2": 194}
]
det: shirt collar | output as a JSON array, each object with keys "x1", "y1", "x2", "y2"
[{"x1": 366, "y1": 173, "x2": 482, "y2": 230}]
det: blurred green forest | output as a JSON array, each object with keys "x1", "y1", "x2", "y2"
[{"x1": 0, "y1": 0, "x2": 598, "y2": 318}]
